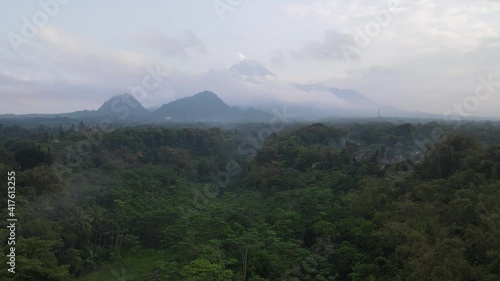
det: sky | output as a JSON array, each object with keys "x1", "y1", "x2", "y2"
[{"x1": 1, "y1": 0, "x2": 500, "y2": 117}]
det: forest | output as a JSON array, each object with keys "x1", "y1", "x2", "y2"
[{"x1": 1, "y1": 120, "x2": 500, "y2": 280}]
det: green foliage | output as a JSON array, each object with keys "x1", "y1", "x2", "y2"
[
  {"x1": 2, "y1": 121, "x2": 500, "y2": 280},
  {"x1": 180, "y1": 259, "x2": 234, "y2": 281},
  {"x1": 14, "y1": 144, "x2": 53, "y2": 170},
  {"x1": 0, "y1": 238, "x2": 70, "y2": 281}
]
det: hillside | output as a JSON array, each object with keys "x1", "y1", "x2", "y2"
[{"x1": 154, "y1": 91, "x2": 273, "y2": 122}]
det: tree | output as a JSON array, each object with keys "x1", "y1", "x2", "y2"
[
  {"x1": 180, "y1": 259, "x2": 234, "y2": 281},
  {"x1": 0, "y1": 237, "x2": 70, "y2": 281}
]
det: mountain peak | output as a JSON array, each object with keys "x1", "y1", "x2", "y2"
[
  {"x1": 229, "y1": 60, "x2": 275, "y2": 77},
  {"x1": 328, "y1": 87, "x2": 371, "y2": 104},
  {"x1": 154, "y1": 91, "x2": 274, "y2": 122},
  {"x1": 296, "y1": 84, "x2": 372, "y2": 105},
  {"x1": 97, "y1": 93, "x2": 149, "y2": 116},
  {"x1": 194, "y1": 90, "x2": 219, "y2": 98},
  {"x1": 155, "y1": 91, "x2": 230, "y2": 121}
]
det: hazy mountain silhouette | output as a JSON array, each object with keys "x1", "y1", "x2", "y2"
[
  {"x1": 293, "y1": 83, "x2": 441, "y2": 119},
  {"x1": 296, "y1": 84, "x2": 373, "y2": 105},
  {"x1": 0, "y1": 88, "x2": 451, "y2": 122},
  {"x1": 96, "y1": 93, "x2": 150, "y2": 117},
  {"x1": 154, "y1": 91, "x2": 273, "y2": 122}
]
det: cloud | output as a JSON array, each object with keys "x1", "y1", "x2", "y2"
[
  {"x1": 158, "y1": 69, "x2": 353, "y2": 111},
  {"x1": 291, "y1": 30, "x2": 358, "y2": 62},
  {"x1": 137, "y1": 29, "x2": 207, "y2": 58},
  {"x1": 2, "y1": 1, "x2": 500, "y2": 117},
  {"x1": 280, "y1": 0, "x2": 500, "y2": 117},
  {"x1": 286, "y1": 0, "x2": 499, "y2": 54},
  {"x1": 287, "y1": 1, "x2": 341, "y2": 20},
  {"x1": 269, "y1": 50, "x2": 286, "y2": 68},
  {"x1": 324, "y1": 40, "x2": 500, "y2": 118},
  {"x1": 38, "y1": 27, "x2": 149, "y2": 68},
  {"x1": 0, "y1": 27, "x2": 172, "y2": 114}
]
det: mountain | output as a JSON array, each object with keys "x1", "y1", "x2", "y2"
[
  {"x1": 0, "y1": 91, "x2": 275, "y2": 123},
  {"x1": 296, "y1": 84, "x2": 373, "y2": 105},
  {"x1": 154, "y1": 91, "x2": 273, "y2": 122},
  {"x1": 329, "y1": 87, "x2": 372, "y2": 105},
  {"x1": 0, "y1": 85, "x2": 448, "y2": 123},
  {"x1": 293, "y1": 83, "x2": 442, "y2": 119},
  {"x1": 155, "y1": 91, "x2": 232, "y2": 121},
  {"x1": 96, "y1": 93, "x2": 150, "y2": 117},
  {"x1": 229, "y1": 60, "x2": 275, "y2": 77}
]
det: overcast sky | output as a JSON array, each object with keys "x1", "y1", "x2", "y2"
[{"x1": 1, "y1": 0, "x2": 500, "y2": 117}]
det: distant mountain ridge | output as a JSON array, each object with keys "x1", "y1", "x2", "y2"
[
  {"x1": 0, "y1": 91, "x2": 274, "y2": 123},
  {"x1": 0, "y1": 86, "x2": 450, "y2": 122},
  {"x1": 292, "y1": 83, "x2": 442, "y2": 119},
  {"x1": 155, "y1": 91, "x2": 273, "y2": 122},
  {"x1": 296, "y1": 84, "x2": 373, "y2": 105}
]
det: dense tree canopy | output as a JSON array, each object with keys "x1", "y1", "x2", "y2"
[{"x1": 0, "y1": 120, "x2": 499, "y2": 280}]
